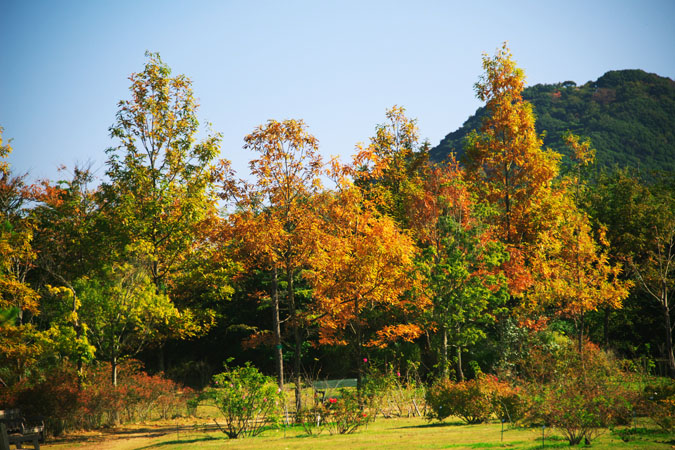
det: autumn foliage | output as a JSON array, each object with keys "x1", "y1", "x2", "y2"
[{"x1": 1, "y1": 44, "x2": 672, "y2": 440}]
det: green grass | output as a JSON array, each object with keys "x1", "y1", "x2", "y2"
[{"x1": 42, "y1": 417, "x2": 674, "y2": 450}]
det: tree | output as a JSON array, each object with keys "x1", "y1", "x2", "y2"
[
  {"x1": 0, "y1": 127, "x2": 41, "y2": 384},
  {"x1": 307, "y1": 184, "x2": 424, "y2": 389},
  {"x1": 464, "y1": 44, "x2": 560, "y2": 296},
  {"x1": 352, "y1": 105, "x2": 428, "y2": 228},
  {"x1": 0, "y1": 127, "x2": 38, "y2": 325},
  {"x1": 528, "y1": 135, "x2": 631, "y2": 351},
  {"x1": 410, "y1": 163, "x2": 508, "y2": 380},
  {"x1": 585, "y1": 169, "x2": 673, "y2": 370},
  {"x1": 27, "y1": 167, "x2": 104, "y2": 379},
  {"x1": 76, "y1": 264, "x2": 180, "y2": 386},
  {"x1": 101, "y1": 52, "x2": 229, "y2": 367},
  {"x1": 629, "y1": 186, "x2": 675, "y2": 377},
  {"x1": 236, "y1": 119, "x2": 324, "y2": 410},
  {"x1": 102, "y1": 51, "x2": 226, "y2": 292}
]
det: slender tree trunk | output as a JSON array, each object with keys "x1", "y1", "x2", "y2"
[
  {"x1": 663, "y1": 302, "x2": 675, "y2": 378},
  {"x1": 355, "y1": 295, "x2": 364, "y2": 405},
  {"x1": 603, "y1": 308, "x2": 610, "y2": 348},
  {"x1": 578, "y1": 312, "x2": 585, "y2": 353},
  {"x1": 441, "y1": 326, "x2": 449, "y2": 379},
  {"x1": 456, "y1": 345, "x2": 464, "y2": 381},
  {"x1": 272, "y1": 266, "x2": 284, "y2": 388},
  {"x1": 287, "y1": 266, "x2": 302, "y2": 414},
  {"x1": 111, "y1": 355, "x2": 118, "y2": 387},
  {"x1": 111, "y1": 354, "x2": 120, "y2": 424}
]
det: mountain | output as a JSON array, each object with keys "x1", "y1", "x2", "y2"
[{"x1": 430, "y1": 70, "x2": 675, "y2": 173}]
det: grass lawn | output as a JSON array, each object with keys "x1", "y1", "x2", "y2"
[{"x1": 41, "y1": 417, "x2": 674, "y2": 450}]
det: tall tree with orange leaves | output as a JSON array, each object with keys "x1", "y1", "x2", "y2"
[
  {"x1": 352, "y1": 106, "x2": 429, "y2": 228},
  {"x1": 307, "y1": 167, "x2": 424, "y2": 390},
  {"x1": 464, "y1": 44, "x2": 560, "y2": 297},
  {"x1": 238, "y1": 118, "x2": 324, "y2": 410}
]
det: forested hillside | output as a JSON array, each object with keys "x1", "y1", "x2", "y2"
[{"x1": 431, "y1": 69, "x2": 675, "y2": 173}]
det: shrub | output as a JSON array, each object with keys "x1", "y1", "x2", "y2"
[
  {"x1": 480, "y1": 374, "x2": 525, "y2": 423},
  {"x1": 3, "y1": 360, "x2": 193, "y2": 434},
  {"x1": 323, "y1": 389, "x2": 372, "y2": 435},
  {"x1": 425, "y1": 378, "x2": 492, "y2": 424},
  {"x1": 201, "y1": 362, "x2": 284, "y2": 439},
  {"x1": 643, "y1": 380, "x2": 675, "y2": 432},
  {"x1": 425, "y1": 375, "x2": 523, "y2": 424},
  {"x1": 296, "y1": 402, "x2": 327, "y2": 435},
  {"x1": 361, "y1": 366, "x2": 424, "y2": 418},
  {"x1": 78, "y1": 360, "x2": 192, "y2": 426},
  {"x1": 12, "y1": 364, "x2": 81, "y2": 435},
  {"x1": 524, "y1": 340, "x2": 635, "y2": 445}
]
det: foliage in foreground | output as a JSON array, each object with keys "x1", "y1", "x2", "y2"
[
  {"x1": 425, "y1": 374, "x2": 523, "y2": 424},
  {"x1": 523, "y1": 341, "x2": 636, "y2": 445},
  {"x1": 201, "y1": 362, "x2": 285, "y2": 438},
  {"x1": 643, "y1": 379, "x2": 675, "y2": 432},
  {"x1": 297, "y1": 388, "x2": 373, "y2": 435},
  {"x1": 0, "y1": 360, "x2": 193, "y2": 435}
]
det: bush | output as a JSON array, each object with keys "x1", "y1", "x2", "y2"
[
  {"x1": 323, "y1": 389, "x2": 372, "y2": 435},
  {"x1": 524, "y1": 341, "x2": 635, "y2": 445},
  {"x1": 643, "y1": 379, "x2": 675, "y2": 431},
  {"x1": 425, "y1": 378, "x2": 492, "y2": 424},
  {"x1": 296, "y1": 400, "x2": 328, "y2": 435},
  {"x1": 12, "y1": 364, "x2": 81, "y2": 435},
  {"x1": 79, "y1": 360, "x2": 193, "y2": 426},
  {"x1": 480, "y1": 374, "x2": 525, "y2": 423},
  {"x1": 361, "y1": 366, "x2": 424, "y2": 418},
  {"x1": 1, "y1": 360, "x2": 193, "y2": 434},
  {"x1": 201, "y1": 362, "x2": 284, "y2": 439},
  {"x1": 297, "y1": 389, "x2": 372, "y2": 436},
  {"x1": 425, "y1": 375, "x2": 523, "y2": 424}
]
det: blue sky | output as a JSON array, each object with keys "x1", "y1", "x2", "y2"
[{"x1": 1, "y1": 0, "x2": 674, "y2": 183}]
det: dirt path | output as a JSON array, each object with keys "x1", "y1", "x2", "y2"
[{"x1": 43, "y1": 422, "x2": 218, "y2": 450}]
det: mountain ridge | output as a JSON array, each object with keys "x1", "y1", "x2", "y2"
[{"x1": 430, "y1": 69, "x2": 675, "y2": 173}]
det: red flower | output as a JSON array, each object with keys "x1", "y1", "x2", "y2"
[{"x1": 328, "y1": 397, "x2": 337, "y2": 404}]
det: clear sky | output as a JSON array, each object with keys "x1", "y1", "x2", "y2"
[{"x1": 1, "y1": 0, "x2": 674, "y2": 184}]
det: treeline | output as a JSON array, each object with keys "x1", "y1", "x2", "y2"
[{"x1": 1, "y1": 45, "x2": 674, "y2": 415}]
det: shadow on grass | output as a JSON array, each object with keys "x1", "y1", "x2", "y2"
[
  {"x1": 396, "y1": 421, "x2": 479, "y2": 429},
  {"x1": 436, "y1": 443, "x2": 525, "y2": 449},
  {"x1": 612, "y1": 426, "x2": 675, "y2": 446},
  {"x1": 136, "y1": 435, "x2": 222, "y2": 449}
]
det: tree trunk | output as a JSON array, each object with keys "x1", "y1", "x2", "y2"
[
  {"x1": 456, "y1": 346, "x2": 464, "y2": 382},
  {"x1": 576, "y1": 312, "x2": 585, "y2": 353},
  {"x1": 663, "y1": 302, "x2": 675, "y2": 378},
  {"x1": 441, "y1": 326, "x2": 449, "y2": 379},
  {"x1": 111, "y1": 354, "x2": 120, "y2": 424},
  {"x1": 287, "y1": 266, "x2": 302, "y2": 414},
  {"x1": 272, "y1": 266, "x2": 284, "y2": 388},
  {"x1": 603, "y1": 307, "x2": 610, "y2": 348},
  {"x1": 355, "y1": 295, "x2": 364, "y2": 405},
  {"x1": 111, "y1": 355, "x2": 118, "y2": 386}
]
